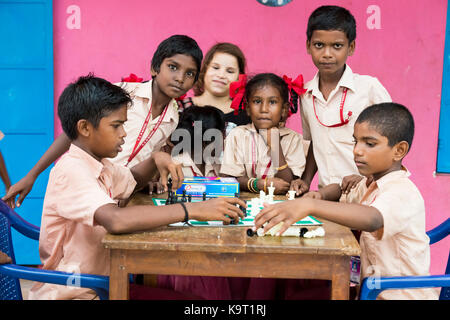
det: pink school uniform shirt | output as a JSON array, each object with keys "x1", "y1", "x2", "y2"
[
  {"x1": 28, "y1": 144, "x2": 136, "y2": 300},
  {"x1": 172, "y1": 152, "x2": 220, "y2": 177},
  {"x1": 110, "y1": 80, "x2": 179, "y2": 167},
  {"x1": 300, "y1": 65, "x2": 391, "y2": 187},
  {"x1": 341, "y1": 168, "x2": 439, "y2": 300}
]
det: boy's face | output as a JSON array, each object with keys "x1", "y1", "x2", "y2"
[
  {"x1": 353, "y1": 121, "x2": 404, "y2": 181},
  {"x1": 246, "y1": 85, "x2": 288, "y2": 130},
  {"x1": 87, "y1": 105, "x2": 128, "y2": 160},
  {"x1": 307, "y1": 29, "x2": 355, "y2": 78},
  {"x1": 152, "y1": 54, "x2": 198, "y2": 99}
]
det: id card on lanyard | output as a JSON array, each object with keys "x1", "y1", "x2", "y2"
[
  {"x1": 313, "y1": 87, "x2": 352, "y2": 128},
  {"x1": 125, "y1": 104, "x2": 168, "y2": 167},
  {"x1": 251, "y1": 133, "x2": 272, "y2": 179}
]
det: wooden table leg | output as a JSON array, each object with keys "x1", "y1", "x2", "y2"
[
  {"x1": 330, "y1": 256, "x2": 350, "y2": 300},
  {"x1": 109, "y1": 249, "x2": 129, "y2": 300}
]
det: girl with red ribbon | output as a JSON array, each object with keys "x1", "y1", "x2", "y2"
[
  {"x1": 177, "y1": 43, "x2": 251, "y2": 136},
  {"x1": 221, "y1": 72, "x2": 307, "y2": 196}
]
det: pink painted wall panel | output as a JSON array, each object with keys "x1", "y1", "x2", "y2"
[{"x1": 53, "y1": 0, "x2": 449, "y2": 276}]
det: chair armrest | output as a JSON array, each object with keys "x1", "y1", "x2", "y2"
[
  {"x1": 0, "y1": 200, "x2": 40, "y2": 240},
  {"x1": 427, "y1": 218, "x2": 450, "y2": 245},
  {"x1": 0, "y1": 264, "x2": 109, "y2": 300},
  {"x1": 360, "y1": 274, "x2": 450, "y2": 300}
]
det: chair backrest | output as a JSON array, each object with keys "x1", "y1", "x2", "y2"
[
  {"x1": 426, "y1": 218, "x2": 450, "y2": 300},
  {"x1": 0, "y1": 201, "x2": 22, "y2": 300}
]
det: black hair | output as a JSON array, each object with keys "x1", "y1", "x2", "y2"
[
  {"x1": 356, "y1": 102, "x2": 415, "y2": 149},
  {"x1": 151, "y1": 35, "x2": 203, "y2": 81},
  {"x1": 244, "y1": 73, "x2": 299, "y2": 115},
  {"x1": 58, "y1": 74, "x2": 132, "y2": 140},
  {"x1": 171, "y1": 105, "x2": 225, "y2": 159},
  {"x1": 171, "y1": 105, "x2": 225, "y2": 145},
  {"x1": 307, "y1": 5, "x2": 356, "y2": 43}
]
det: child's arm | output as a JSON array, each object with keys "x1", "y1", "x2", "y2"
[
  {"x1": 0, "y1": 150, "x2": 11, "y2": 192},
  {"x1": 129, "y1": 151, "x2": 184, "y2": 192},
  {"x1": 234, "y1": 175, "x2": 290, "y2": 195},
  {"x1": 266, "y1": 128, "x2": 294, "y2": 183},
  {"x1": 2, "y1": 133, "x2": 71, "y2": 208},
  {"x1": 291, "y1": 142, "x2": 317, "y2": 196},
  {"x1": 95, "y1": 194, "x2": 247, "y2": 234},
  {"x1": 0, "y1": 250, "x2": 12, "y2": 264},
  {"x1": 253, "y1": 195, "x2": 383, "y2": 236}
]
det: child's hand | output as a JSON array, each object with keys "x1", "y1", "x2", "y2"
[
  {"x1": 340, "y1": 174, "x2": 363, "y2": 194},
  {"x1": 267, "y1": 177, "x2": 290, "y2": 194},
  {"x1": 302, "y1": 191, "x2": 322, "y2": 200},
  {"x1": 152, "y1": 152, "x2": 184, "y2": 192},
  {"x1": 0, "y1": 250, "x2": 12, "y2": 264},
  {"x1": 290, "y1": 178, "x2": 310, "y2": 196},
  {"x1": 2, "y1": 174, "x2": 36, "y2": 209},
  {"x1": 189, "y1": 197, "x2": 247, "y2": 224},
  {"x1": 148, "y1": 180, "x2": 165, "y2": 195},
  {"x1": 253, "y1": 198, "x2": 311, "y2": 236}
]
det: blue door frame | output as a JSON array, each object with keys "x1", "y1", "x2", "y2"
[{"x1": 437, "y1": 1, "x2": 450, "y2": 173}]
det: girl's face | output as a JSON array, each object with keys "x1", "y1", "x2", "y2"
[
  {"x1": 247, "y1": 85, "x2": 288, "y2": 130},
  {"x1": 203, "y1": 52, "x2": 240, "y2": 97}
]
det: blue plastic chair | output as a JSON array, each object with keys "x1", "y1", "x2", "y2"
[
  {"x1": 360, "y1": 218, "x2": 450, "y2": 300},
  {"x1": 0, "y1": 199, "x2": 110, "y2": 300}
]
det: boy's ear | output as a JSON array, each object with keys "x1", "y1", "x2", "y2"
[
  {"x1": 348, "y1": 40, "x2": 356, "y2": 56},
  {"x1": 150, "y1": 66, "x2": 158, "y2": 78},
  {"x1": 393, "y1": 141, "x2": 409, "y2": 161},
  {"x1": 76, "y1": 119, "x2": 91, "y2": 138},
  {"x1": 306, "y1": 40, "x2": 311, "y2": 55}
]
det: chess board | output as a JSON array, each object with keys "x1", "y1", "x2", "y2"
[{"x1": 152, "y1": 198, "x2": 322, "y2": 227}]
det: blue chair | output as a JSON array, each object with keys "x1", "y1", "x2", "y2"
[
  {"x1": 360, "y1": 218, "x2": 450, "y2": 300},
  {"x1": 0, "y1": 199, "x2": 110, "y2": 300}
]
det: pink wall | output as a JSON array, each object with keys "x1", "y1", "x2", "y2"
[{"x1": 53, "y1": 0, "x2": 449, "y2": 275}]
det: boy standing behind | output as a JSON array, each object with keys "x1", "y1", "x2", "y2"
[
  {"x1": 28, "y1": 75, "x2": 245, "y2": 300},
  {"x1": 293, "y1": 5, "x2": 392, "y2": 195},
  {"x1": 4, "y1": 35, "x2": 203, "y2": 208}
]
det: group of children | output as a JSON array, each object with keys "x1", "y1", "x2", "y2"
[{"x1": 0, "y1": 5, "x2": 437, "y2": 300}]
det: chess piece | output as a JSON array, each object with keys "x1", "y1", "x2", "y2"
[
  {"x1": 182, "y1": 190, "x2": 187, "y2": 202},
  {"x1": 267, "y1": 182, "x2": 275, "y2": 203},
  {"x1": 202, "y1": 192, "x2": 207, "y2": 201},
  {"x1": 287, "y1": 190, "x2": 296, "y2": 200}
]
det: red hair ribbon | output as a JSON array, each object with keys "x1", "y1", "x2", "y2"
[
  {"x1": 121, "y1": 73, "x2": 143, "y2": 82},
  {"x1": 175, "y1": 93, "x2": 187, "y2": 102},
  {"x1": 283, "y1": 74, "x2": 307, "y2": 117},
  {"x1": 229, "y1": 74, "x2": 247, "y2": 115}
]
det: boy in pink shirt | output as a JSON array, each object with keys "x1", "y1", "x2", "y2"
[
  {"x1": 254, "y1": 102, "x2": 438, "y2": 300},
  {"x1": 29, "y1": 75, "x2": 245, "y2": 300}
]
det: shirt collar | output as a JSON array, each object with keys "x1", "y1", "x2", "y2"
[
  {"x1": 68, "y1": 144, "x2": 113, "y2": 179},
  {"x1": 243, "y1": 123, "x2": 292, "y2": 137},
  {"x1": 374, "y1": 166, "x2": 411, "y2": 190},
  {"x1": 306, "y1": 64, "x2": 356, "y2": 96},
  {"x1": 173, "y1": 152, "x2": 218, "y2": 175}
]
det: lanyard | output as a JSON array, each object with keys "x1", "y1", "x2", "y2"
[
  {"x1": 190, "y1": 166, "x2": 218, "y2": 177},
  {"x1": 313, "y1": 88, "x2": 352, "y2": 128},
  {"x1": 125, "y1": 103, "x2": 168, "y2": 166},
  {"x1": 251, "y1": 133, "x2": 272, "y2": 179}
]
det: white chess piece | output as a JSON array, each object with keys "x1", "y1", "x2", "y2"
[
  {"x1": 259, "y1": 190, "x2": 266, "y2": 204},
  {"x1": 287, "y1": 190, "x2": 296, "y2": 200},
  {"x1": 267, "y1": 182, "x2": 275, "y2": 203}
]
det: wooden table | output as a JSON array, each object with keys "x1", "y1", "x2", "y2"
[{"x1": 103, "y1": 192, "x2": 360, "y2": 300}]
